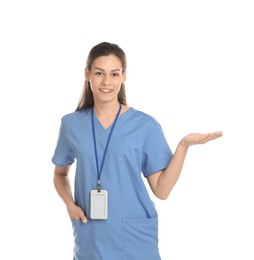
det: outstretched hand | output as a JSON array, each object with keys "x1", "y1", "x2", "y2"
[{"x1": 180, "y1": 131, "x2": 223, "y2": 148}]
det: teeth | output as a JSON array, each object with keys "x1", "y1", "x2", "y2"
[{"x1": 100, "y1": 88, "x2": 112, "y2": 93}]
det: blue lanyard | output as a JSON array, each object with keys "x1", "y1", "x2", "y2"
[{"x1": 91, "y1": 104, "x2": 122, "y2": 191}]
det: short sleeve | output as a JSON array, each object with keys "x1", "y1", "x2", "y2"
[
  {"x1": 51, "y1": 117, "x2": 75, "y2": 166},
  {"x1": 142, "y1": 123, "x2": 173, "y2": 177}
]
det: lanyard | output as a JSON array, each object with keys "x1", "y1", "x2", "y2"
[{"x1": 91, "y1": 104, "x2": 122, "y2": 191}]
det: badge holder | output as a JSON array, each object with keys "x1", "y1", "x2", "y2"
[{"x1": 90, "y1": 183, "x2": 108, "y2": 220}]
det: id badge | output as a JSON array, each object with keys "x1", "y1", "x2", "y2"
[{"x1": 90, "y1": 190, "x2": 108, "y2": 220}]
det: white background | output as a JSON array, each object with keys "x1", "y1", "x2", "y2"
[{"x1": 0, "y1": 0, "x2": 253, "y2": 259}]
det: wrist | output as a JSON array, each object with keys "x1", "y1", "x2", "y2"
[
  {"x1": 179, "y1": 137, "x2": 190, "y2": 150},
  {"x1": 65, "y1": 200, "x2": 76, "y2": 210}
]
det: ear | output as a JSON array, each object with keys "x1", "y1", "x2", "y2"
[
  {"x1": 121, "y1": 71, "x2": 127, "y2": 84},
  {"x1": 85, "y1": 68, "x2": 91, "y2": 81}
]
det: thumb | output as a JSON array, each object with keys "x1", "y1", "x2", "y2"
[{"x1": 80, "y1": 213, "x2": 88, "y2": 224}]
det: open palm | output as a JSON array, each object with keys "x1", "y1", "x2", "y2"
[{"x1": 182, "y1": 131, "x2": 223, "y2": 147}]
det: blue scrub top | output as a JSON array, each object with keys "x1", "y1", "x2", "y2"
[{"x1": 52, "y1": 108, "x2": 173, "y2": 260}]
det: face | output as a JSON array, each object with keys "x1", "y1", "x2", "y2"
[{"x1": 85, "y1": 54, "x2": 126, "y2": 105}]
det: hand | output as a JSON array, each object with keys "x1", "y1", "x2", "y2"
[
  {"x1": 67, "y1": 203, "x2": 88, "y2": 224},
  {"x1": 180, "y1": 131, "x2": 223, "y2": 148}
]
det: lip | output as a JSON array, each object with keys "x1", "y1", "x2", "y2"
[{"x1": 99, "y1": 88, "x2": 113, "y2": 93}]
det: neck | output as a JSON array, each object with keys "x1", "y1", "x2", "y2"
[{"x1": 93, "y1": 101, "x2": 120, "y2": 118}]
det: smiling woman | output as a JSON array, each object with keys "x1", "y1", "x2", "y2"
[
  {"x1": 76, "y1": 42, "x2": 127, "y2": 111},
  {"x1": 52, "y1": 42, "x2": 222, "y2": 260},
  {"x1": 86, "y1": 54, "x2": 126, "y2": 108}
]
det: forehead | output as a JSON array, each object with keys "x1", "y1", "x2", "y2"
[{"x1": 91, "y1": 54, "x2": 122, "y2": 70}]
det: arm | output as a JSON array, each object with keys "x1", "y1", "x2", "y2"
[
  {"x1": 147, "y1": 131, "x2": 223, "y2": 200},
  {"x1": 54, "y1": 165, "x2": 87, "y2": 223}
]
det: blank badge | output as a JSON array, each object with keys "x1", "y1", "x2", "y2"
[{"x1": 90, "y1": 190, "x2": 108, "y2": 220}]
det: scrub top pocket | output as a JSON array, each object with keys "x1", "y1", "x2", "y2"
[{"x1": 122, "y1": 217, "x2": 161, "y2": 260}]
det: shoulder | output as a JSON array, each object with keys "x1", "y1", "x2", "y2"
[
  {"x1": 129, "y1": 108, "x2": 168, "y2": 145},
  {"x1": 128, "y1": 108, "x2": 164, "y2": 138},
  {"x1": 61, "y1": 109, "x2": 91, "y2": 126},
  {"x1": 130, "y1": 108, "x2": 160, "y2": 128}
]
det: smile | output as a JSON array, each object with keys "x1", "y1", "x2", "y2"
[{"x1": 99, "y1": 88, "x2": 113, "y2": 93}]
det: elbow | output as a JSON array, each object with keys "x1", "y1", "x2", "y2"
[
  {"x1": 154, "y1": 191, "x2": 171, "y2": 200},
  {"x1": 157, "y1": 195, "x2": 169, "y2": 201}
]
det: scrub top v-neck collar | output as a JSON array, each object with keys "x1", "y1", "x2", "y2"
[{"x1": 92, "y1": 107, "x2": 133, "y2": 133}]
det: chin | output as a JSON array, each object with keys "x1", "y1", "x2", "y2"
[{"x1": 96, "y1": 97, "x2": 118, "y2": 105}]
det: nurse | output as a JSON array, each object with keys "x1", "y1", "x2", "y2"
[{"x1": 52, "y1": 42, "x2": 222, "y2": 259}]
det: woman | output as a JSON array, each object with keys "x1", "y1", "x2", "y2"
[{"x1": 52, "y1": 42, "x2": 222, "y2": 259}]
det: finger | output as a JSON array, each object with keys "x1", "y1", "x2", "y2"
[
  {"x1": 80, "y1": 213, "x2": 88, "y2": 224},
  {"x1": 81, "y1": 217, "x2": 88, "y2": 224},
  {"x1": 209, "y1": 131, "x2": 223, "y2": 140},
  {"x1": 203, "y1": 132, "x2": 223, "y2": 143}
]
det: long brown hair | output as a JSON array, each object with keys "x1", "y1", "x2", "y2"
[{"x1": 76, "y1": 42, "x2": 127, "y2": 111}]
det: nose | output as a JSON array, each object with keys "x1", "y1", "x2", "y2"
[{"x1": 102, "y1": 74, "x2": 111, "y2": 86}]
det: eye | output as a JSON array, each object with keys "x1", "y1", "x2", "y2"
[
  {"x1": 112, "y1": 73, "x2": 119, "y2": 77},
  {"x1": 95, "y1": 72, "x2": 102, "y2": 76}
]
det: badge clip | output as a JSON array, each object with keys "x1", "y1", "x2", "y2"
[{"x1": 97, "y1": 180, "x2": 101, "y2": 192}]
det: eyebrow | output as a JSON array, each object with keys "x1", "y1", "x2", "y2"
[{"x1": 93, "y1": 67, "x2": 121, "y2": 72}]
